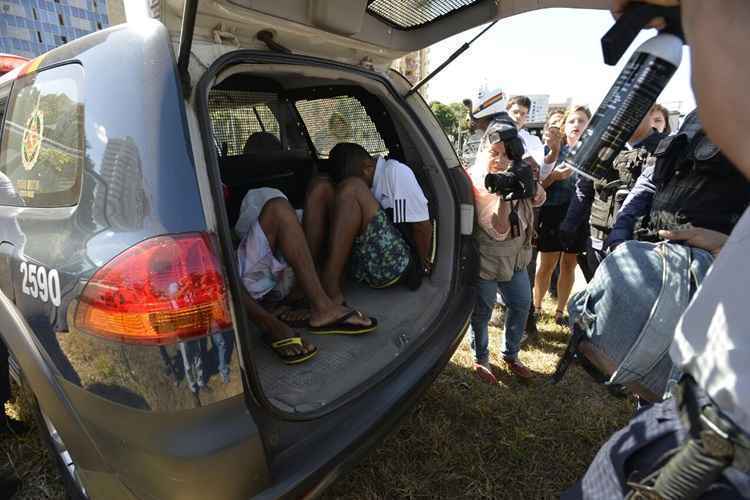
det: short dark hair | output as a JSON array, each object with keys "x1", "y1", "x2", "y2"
[
  {"x1": 329, "y1": 143, "x2": 372, "y2": 182},
  {"x1": 507, "y1": 95, "x2": 532, "y2": 111}
]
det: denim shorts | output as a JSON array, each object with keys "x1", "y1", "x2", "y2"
[{"x1": 349, "y1": 209, "x2": 410, "y2": 288}]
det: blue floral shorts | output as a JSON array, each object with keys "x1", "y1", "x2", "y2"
[{"x1": 349, "y1": 209, "x2": 410, "y2": 288}]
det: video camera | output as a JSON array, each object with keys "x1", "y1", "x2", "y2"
[{"x1": 483, "y1": 113, "x2": 537, "y2": 201}]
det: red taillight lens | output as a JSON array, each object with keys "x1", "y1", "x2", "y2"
[{"x1": 74, "y1": 233, "x2": 233, "y2": 345}]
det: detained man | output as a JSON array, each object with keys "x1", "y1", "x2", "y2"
[
  {"x1": 303, "y1": 143, "x2": 433, "y2": 305},
  {"x1": 235, "y1": 188, "x2": 377, "y2": 365}
]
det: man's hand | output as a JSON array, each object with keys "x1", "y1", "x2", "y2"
[
  {"x1": 611, "y1": 0, "x2": 680, "y2": 30},
  {"x1": 544, "y1": 126, "x2": 563, "y2": 154},
  {"x1": 658, "y1": 227, "x2": 728, "y2": 256},
  {"x1": 411, "y1": 220, "x2": 434, "y2": 273},
  {"x1": 552, "y1": 165, "x2": 574, "y2": 182}
]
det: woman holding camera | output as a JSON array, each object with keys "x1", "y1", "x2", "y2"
[
  {"x1": 533, "y1": 105, "x2": 592, "y2": 326},
  {"x1": 468, "y1": 121, "x2": 547, "y2": 383}
]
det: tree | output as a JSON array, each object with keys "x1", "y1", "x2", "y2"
[
  {"x1": 448, "y1": 101, "x2": 470, "y2": 133},
  {"x1": 430, "y1": 101, "x2": 459, "y2": 139}
]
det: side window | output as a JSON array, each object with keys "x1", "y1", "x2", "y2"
[
  {"x1": 208, "y1": 91, "x2": 281, "y2": 156},
  {"x1": 0, "y1": 64, "x2": 84, "y2": 208},
  {"x1": 294, "y1": 96, "x2": 389, "y2": 158}
]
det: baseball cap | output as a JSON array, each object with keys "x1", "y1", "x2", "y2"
[{"x1": 473, "y1": 87, "x2": 507, "y2": 119}]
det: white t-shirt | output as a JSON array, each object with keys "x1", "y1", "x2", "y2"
[
  {"x1": 371, "y1": 156, "x2": 429, "y2": 224},
  {"x1": 519, "y1": 129, "x2": 556, "y2": 180},
  {"x1": 670, "y1": 207, "x2": 750, "y2": 433}
]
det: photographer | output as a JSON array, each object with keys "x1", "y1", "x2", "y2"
[{"x1": 467, "y1": 119, "x2": 546, "y2": 383}]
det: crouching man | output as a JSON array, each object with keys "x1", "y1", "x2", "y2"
[
  {"x1": 303, "y1": 143, "x2": 433, "y2": 302},
  {"x1": 236, "y1": 187, "x2": 377, "y2": 365}
]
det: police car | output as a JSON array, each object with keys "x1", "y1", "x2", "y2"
[{"x1": 0, "y1": 1, "x2": 608, "y2": 498}]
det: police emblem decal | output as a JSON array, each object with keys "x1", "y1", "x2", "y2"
[
  {"x1": 21, "y1": 107, "x2": 44, "y2": 171},
  {"x1": 694, "y1": 136, "x2": 720, "y2": 161}
]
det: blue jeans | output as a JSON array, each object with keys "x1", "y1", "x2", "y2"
[
  {"x1": 568, "y1": 241, "x2": 713, "y2": 397},
  {"x1": 470, "y1": 270, "x2": 531, "y2": 363}
]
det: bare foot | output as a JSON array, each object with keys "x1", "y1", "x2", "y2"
[
  {"x1": 266, "y1": 317, "x2": 316, "y2": 358},
  {"x1": 309, "y1": 304, "x2": 373, "y2": 329}
]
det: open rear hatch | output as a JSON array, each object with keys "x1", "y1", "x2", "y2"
[{"x1": 153, "y1": 0, "x2": 608, "y2": 69}]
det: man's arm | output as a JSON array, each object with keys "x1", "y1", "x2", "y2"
[
  {"x1": 560, "y1": 175, "x2": 594, "y2": 234},
  {"x1": 606, "y1": 165, "x2": 657, "y2": 247},
  {"x1": 410, "y1": 220, "x2": 433, "y2": 271}
]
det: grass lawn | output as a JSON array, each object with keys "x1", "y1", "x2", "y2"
[{"x1": 0, "y1": 302, "x2": 633, "y2": 499}]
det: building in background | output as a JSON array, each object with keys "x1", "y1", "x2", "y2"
[
  {"x1": 524, "y1": 94, "x2": 550, "y2": 125},
  {"x1": 392, "y1": 48, "x2": 430, "y2": 96},
  {"x1": 0, "y1": 0, "x2": 109, "y2": 58}
]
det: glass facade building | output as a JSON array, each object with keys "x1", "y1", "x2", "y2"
[{"x1": 0, "y1": 0, "x2": 109, "y2": 58}]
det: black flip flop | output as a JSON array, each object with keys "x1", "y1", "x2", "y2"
[{"x1": 308, "y1": 310, "x2": 378, "y2": 335}]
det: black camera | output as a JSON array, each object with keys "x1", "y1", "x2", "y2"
[{"x1": 483, "y1": 114, "x2": 537, "y2": 200}]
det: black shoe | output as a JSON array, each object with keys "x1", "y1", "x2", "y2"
[
  {"x1": 0, "y1": 417, "x2": 30, "y2": 435},
  {"x1": 0, "y1": 475, "x2": 20, "y2": 498}
]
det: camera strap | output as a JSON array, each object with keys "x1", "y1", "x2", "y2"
[{"x1": 509, "y1": 201, "x2": 521, "y2": 239}]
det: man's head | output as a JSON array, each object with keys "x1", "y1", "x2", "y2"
[
  {"x1": 506, "y1": 96, "x2": 532, "y2": 130},
  {"x1": 329, "y1": 143, "x2": 376, "y2": 185},
  {"x1": 472, "y1": 87, "x2": 507, "y2": 131},
  {"x1": 630, "y1": 107, "x2": 658, "y2": 146}
]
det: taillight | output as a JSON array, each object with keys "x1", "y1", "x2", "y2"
[{"x1": 74, "y1": 233, "x2": 232, "y2": 345}]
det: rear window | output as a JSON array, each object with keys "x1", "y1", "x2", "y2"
[
  {"x1": 0, "y1": 64, "x2": 84, "y2": 208},
  {"x1": 367, "y1": 0, "x2": 483, "y2": 30},
  {"x1": 208, "y1": 91, "x2": 281, "y2": 156},
  {"x1": 295, "y1": 96, "x2": 388, "y2": 158}
]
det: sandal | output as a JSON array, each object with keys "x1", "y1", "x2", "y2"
[
  {"x1": 263, "y1": 335, "x2": 318, "y2": 365},
  {"x1": 308, "y1": 309, "x2": 378, "y2": 335}
]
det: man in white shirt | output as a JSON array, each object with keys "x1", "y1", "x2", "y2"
[
  {"x1": 303, "y1": 143, "x2": 433, "y2": 305},
  {"x1": 505, "y1": 96, "x2": 545, "y2": 169}
]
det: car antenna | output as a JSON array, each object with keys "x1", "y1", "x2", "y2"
[{"x1": 405, "y1": 20, "x2": 498, "y2": 98}]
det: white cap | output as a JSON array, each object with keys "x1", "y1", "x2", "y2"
[{"x1": 473, "y1": 87, "x2": 507, "y2": 119}]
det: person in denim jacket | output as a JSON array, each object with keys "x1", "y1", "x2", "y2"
[{"x1": 564, "y1": 110, "x2": 749, "y2": 402}]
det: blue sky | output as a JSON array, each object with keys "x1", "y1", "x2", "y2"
[{"x1": 426, "y1": 8, "x2": 695, "y2": 115}]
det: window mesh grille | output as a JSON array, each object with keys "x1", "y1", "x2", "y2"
[
  {"x1": 295, "y1": 96, "x2": 388, "y2": 158},
  {"x1": 367, "y1": 0, "x2": 483, "y2": 29},
  {"x1": 208, "y1": 91, "x2": 281, "y2": 156}
]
